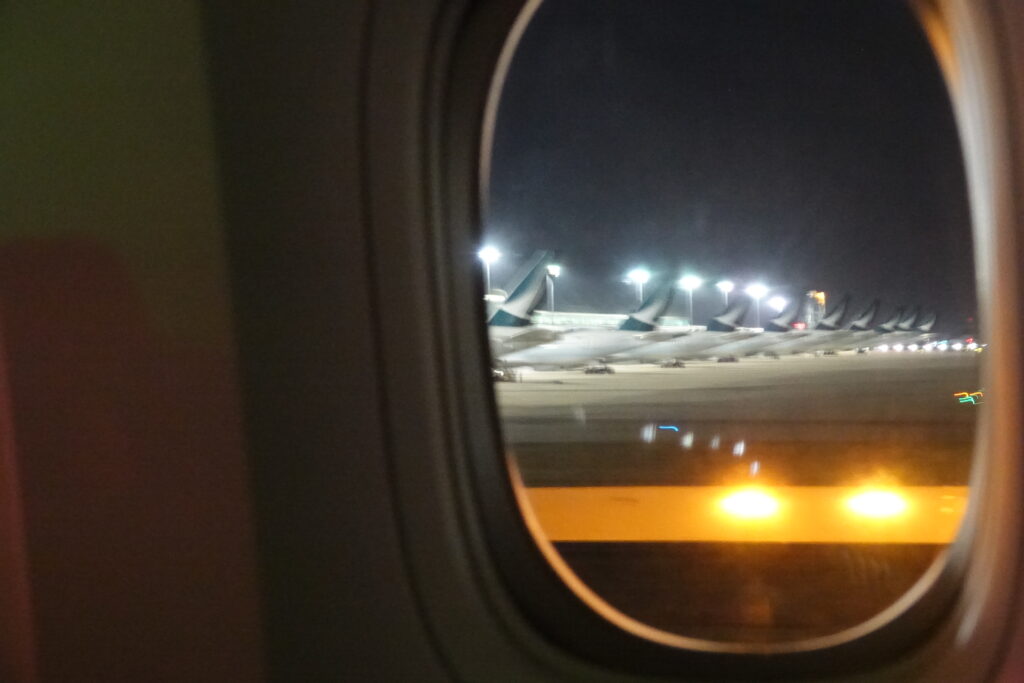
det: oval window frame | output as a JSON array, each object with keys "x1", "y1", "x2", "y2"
[{"x1": 383, "y1": 0, "x2": 1024, "y2": 678}]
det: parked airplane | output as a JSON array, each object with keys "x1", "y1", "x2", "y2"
[
  {"x1": 687, "y1": 297, "x2": 805, "y2": 360},
  {"x1": 487, "y1": 251, "x2": 561, "y2": 356},
  {"x1": 822, "y1": 304, "x2": 906, "y2": 352},
  {"x1": 767, "y1": 296, "x2": 877, "y2": 355},
  {"x1": 742, "y1": 293, "x2": 853, "y2": 357},
  {"x1": 876, "y1": 310, "x2": 940, "y2": 349},
  {"x1": 608, "y1": 296, "x2": 754, "y2": 364},
  {"x1": 497, "y1": 277, "x2": 678, "y2": 369}
]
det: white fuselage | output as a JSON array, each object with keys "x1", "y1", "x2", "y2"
[
  {"x1": 766, "y1": 328, "x2": 868, "y2": 354},
  {"x1": 488, "y1": 325, "x2": 562, "y2": 357},
  {"x1": 697, "y1": 330, "x2": 807, "y2": 358},
  {"x1": 609, "y1": 329, "x2": 759, "y2": 362},
  {"x1": 499, "y1": 328, "x2": 672, "y2": 368}
]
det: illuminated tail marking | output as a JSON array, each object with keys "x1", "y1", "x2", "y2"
[
  {"x1": 487, "y1": 251, "x2": 553, "y2": 328},
  {"x1": 897, "y1": 307, "x2": 921, "y2": 332},
  {"x1": 619, "y1": 279, "x2": 676, "y2": 332},
  {"x1": 916, "y1": 312, "x2": 937, "y2": 332},
  {"x1": 707, "y1": 297, "x2": 751, "y2": 332},
  {"x1": 875, "y1": 306, "x2": 905, "y2": 333},
  {"x1": 815, "y1": 294, "x2": 850, "y2": 330},
  {"x1": 765, "y1": 298, "x2": 801, "y2": 332},
  {"x1": 848, "y1": 299, "x2": 879, "y2": 331}
]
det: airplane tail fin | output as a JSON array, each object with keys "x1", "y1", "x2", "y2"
[
  {"x1": 897, "y1": 306, "x2": 920, "y2": 331},
  {"x1": 765, "y1": 298, "x2": 802, "y2": 332},
  {"x1": 619, "y1": 278, "x2": 676, "y2": 331},
  {"x1": 815, "y1": 293, "x2": 850, "y2": 330},
  {"x1": 706, "y1": 296, "x2": 751, "y2": 332},
  {"x1": 848, "y1": 299, "x2": 879, "y2": 331},
  {"x1": 916, "y1": 312, "x2": 937, "y2": 332},
  {"x1": 875, "y1": 306, "x2": 905, "y2": 333},
  {"x1": 487, "y1": 251, "x2": 552, "y2": 327}
]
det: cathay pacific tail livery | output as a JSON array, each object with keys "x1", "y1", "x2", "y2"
[
  {"x1": 488, "y1": 251, "x2": 560, "y2": 356},
  {"x1": 498, "y1": 277, "x2": 678, "y2": 369}
]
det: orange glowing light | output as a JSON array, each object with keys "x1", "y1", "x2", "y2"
[
  {"x1": 719, "y1": 489, "x2": 780, "y2": 519},
  {"x1": 845, "y1": 490, "x2": 908, "y2": 519},
  {"x1": 521, "y1": 485, "x2": 966, "y2": 543}
]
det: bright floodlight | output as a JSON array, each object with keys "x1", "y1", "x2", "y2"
[
  {"x1": 716, "y1": 280, "x2": 735, "y2": 294},
  {"x1": 767, "y1": 296, "x2": 787, "y2": 312},
  {"x1": 627, "y1": 268, "x2": 650, "y2": 285},
  {"x1": 477, "y1": 246, "x2": 501, "y2": 264},
  {"x1": 745, "y1": 283, "x2": 768, "y2": 300},
  {"x1": 679, "y1": 274, "x2": 703, "y2": 291},
  {"x1": 547, "y1": 264, "x2": 561, "y2": 278}
]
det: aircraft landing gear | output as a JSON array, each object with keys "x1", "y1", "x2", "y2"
[{"x1": 491, "y1": 362, "x2": 520, "y2": 382}]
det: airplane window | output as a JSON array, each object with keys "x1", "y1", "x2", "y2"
[{"x1": 482, "y1": 0, "x2": 977, "y2": 646}]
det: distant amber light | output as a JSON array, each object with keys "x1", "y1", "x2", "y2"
[
  {"x1": 522, "y1": 485, "x2": 965, "y2": 542},
  {"x1": 719, "y1": 489, "x2": 780, "y2": 519},
  {"x1": 845, "y1": 490, "x2": 908, "y2": 519}
]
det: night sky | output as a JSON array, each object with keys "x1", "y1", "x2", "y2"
[{"x1": 485, "y1": 0, "x2": 975, "y2": 332}]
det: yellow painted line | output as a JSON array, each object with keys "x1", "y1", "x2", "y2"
[{"x1": 522, "y1": 485, "x2": 968, "y2": 544}]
